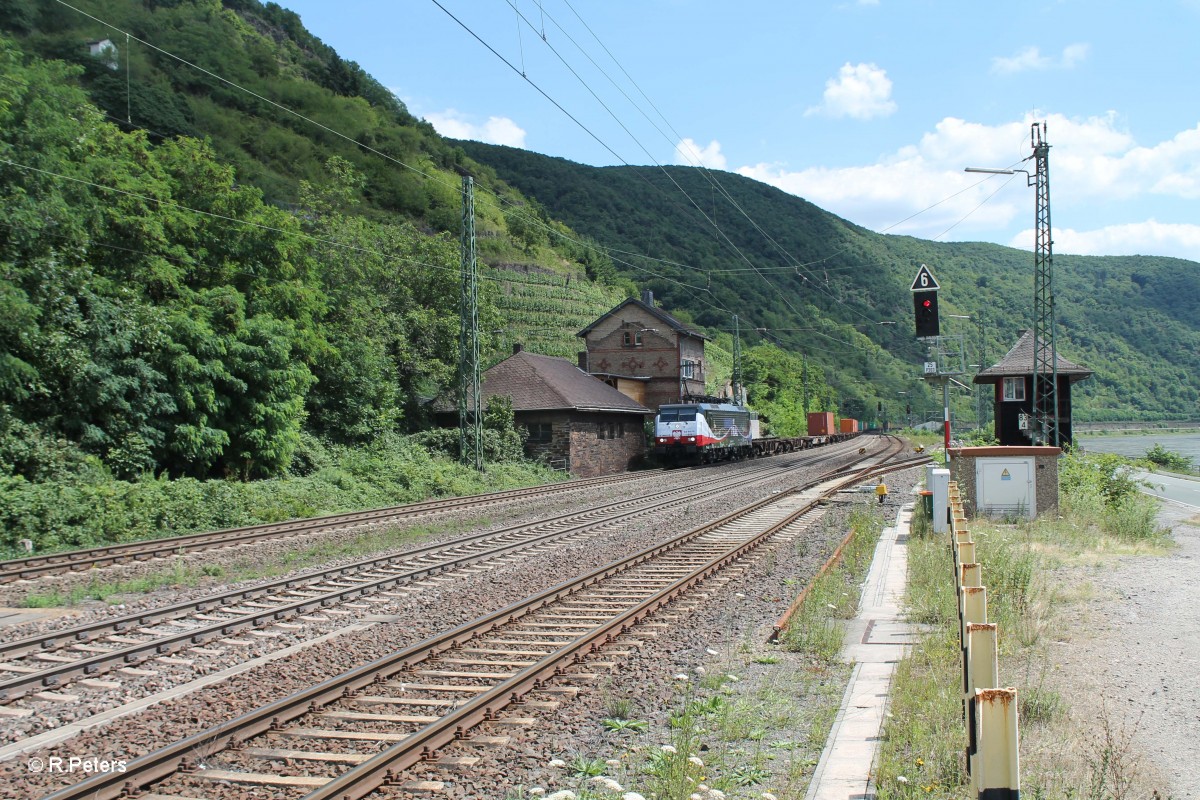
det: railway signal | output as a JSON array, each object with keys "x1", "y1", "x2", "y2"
[{"x1": 910, "y1": 264, "x2": 941, "y2": 339}]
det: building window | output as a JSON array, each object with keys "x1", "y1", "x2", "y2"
[
  {"x1": 622, "y1": 330, "x2": 643, "y2": 348},
  {"x1": 597, "y1": 422, "x2": 621, "y2": 440},
  {"x1": 680, "y1": 360, "x2": 695, "y2": 380},
  {"x1": 526, "y1": 423, "x2": 553, "y2": 443},
  {"x1": 1002, "y1": 377, "x2": 1026, "y2": 402}
]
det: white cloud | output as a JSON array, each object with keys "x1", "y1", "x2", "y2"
[
  {"x1": 730, "y1": 113, "x2": 1200, "y2": 257},
  {"x1": 674, "y1": 138, "x2": 728, "y2": 169},
  {"x1": 1012, "y1": 220, "x2": 1200, "y2": 259},
  {"x1": 805, "y1": 62, "x2": 896, "y2": 120},
  {"x1": 991, "y1": 43, "x2": 1090, "y2": 74},
  {"x1": 423, "y1": 110, "x2": 527, "y2": 147}
]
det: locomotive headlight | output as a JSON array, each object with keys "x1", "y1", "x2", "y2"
[{"x1": 687, "y1": 437, "x2": 696, "y2": 442}]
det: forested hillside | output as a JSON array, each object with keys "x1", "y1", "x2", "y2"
[
  {"x1": 0, "y1": 1, "x2": 634, "y2": 495},
  {"x1": 457, "y1": 143, "x2": 1200, "y2": 423}
]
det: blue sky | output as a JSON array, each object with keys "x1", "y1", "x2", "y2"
[{"x1": 278, "y1": 0, "x2": 1200, "y2": 261}]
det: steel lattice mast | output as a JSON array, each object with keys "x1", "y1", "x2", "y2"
[
  {"x1": 458, "y1": 174, "x2": 482, "y2": 470},
  {"x1": 1030, "y1": 123, "x2": 1059, "y2": 447}
]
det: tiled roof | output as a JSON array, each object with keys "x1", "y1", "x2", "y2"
[
  {"x1": 576, "y1": 298, "x2": 709, "y2": 340},
  {"x1": 484, "y1": 351, "x2": 652, "y2": 414},
  {"x1": 974, "y1": 329, "x2": 1093, "y2": 384}
]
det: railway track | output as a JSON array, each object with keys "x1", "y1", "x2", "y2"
[
  {"x1": 38, "y1": 443, "x2": 916, "y2": 800},
  {"x1": 0, "y1": 445, "x2": 871, "y2": 708},
  {"x1": 0, "y1": 471, "x2": 651, "y2": 585}
]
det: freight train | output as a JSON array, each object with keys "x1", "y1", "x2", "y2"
[{"x1": 653, "y1": 403, "x2": 857, "y2": 465}]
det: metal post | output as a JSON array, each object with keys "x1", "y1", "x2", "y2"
[
  {"x1": 1031, "y1": 122, "x2": 1059, "y2": 448},
  {"x1": 972, "y1": 688, "x2": 1021, "y2": 797},
  {"x1": 731, "y1": 314, "x2": 742, "y2": 405},
  {"x1": 944, "y1": 379, "x2": 951, "y2": 460},
  {"x1": 960, "y1": 586, "x2": 987, "y2": 649},
  {"x1": 458, "y1": 175, "x2": 482, "y2": 471}
]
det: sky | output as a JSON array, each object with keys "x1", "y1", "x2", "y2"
[{"x1": 276, "y1": 0, "x2": 1200, "y2": 262}]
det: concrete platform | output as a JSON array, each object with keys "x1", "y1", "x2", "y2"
[{"x1": 805, "y1": 503, "x2": 916, "y2": 800}]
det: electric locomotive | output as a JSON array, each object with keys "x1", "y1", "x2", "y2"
[{"x1": 653, "y1": 402, "x2": 755, "y2": 465}]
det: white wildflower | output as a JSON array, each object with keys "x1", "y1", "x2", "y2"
[
  {"x1": 545, "y1": 791, "x2": 576, "y2": 800},
  {"x1": 761, "y1": 794, "x2": 779, "y2": 800},
  {"x1": 690, "y1": 794, "x2": 703, "y2": 800},
  {"x1": 660, "y1": 744, "x2": 677, "y2": 754},
  {"x1": 528, "y1": 790, "x2": 545, "y2": 798},
  {"x1": 688, "y1": 755, "x2": 705, "y2": 767},
  {"x1": 623, "y1": 794, "x2": 647, "y2": 800},
  {"x1": 591, "y1": 777, "x2": 623, "y2": 792},
  {"x1": 698, "y1": 786, "x2": 708, "y2": 792},
  {"x1": 694, "y1": 666, "x2": 706, "y2": 676},
  {"x1": 896, "y1": 775, "x2": 909, "y2": 784},
  {"x1": 709, "y1": 791, "x2": 726, "y2": 799}
]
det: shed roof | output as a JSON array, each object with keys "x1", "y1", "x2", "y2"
[
  {"x1": 973, "y1": 330, "x2": 1093, "y2": 384},
  {"x1": 484, "y1": 350, "x2": 652, "y2": 414},
  {"x1": 576, "y1": 297, "x2": 709, "y2": 341}
]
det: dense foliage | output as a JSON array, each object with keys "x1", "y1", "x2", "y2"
[
  {"x1": 1143, "y1": 444, "x2": 1194, "y2": 474},
  {"x1": 0, "y1": 432, "x2": 561, "y2": 556}
]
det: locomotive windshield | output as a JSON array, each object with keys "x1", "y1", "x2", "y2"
[{"x1": 658, "y1": 408, "x2": 696, "y2": 422}]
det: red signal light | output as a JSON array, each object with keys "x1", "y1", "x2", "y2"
[{"x1": 922, "y1": 299, "x2": 932, "y2": 308}]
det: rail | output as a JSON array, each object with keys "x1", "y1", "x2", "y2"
[{"x1": 41, "y1": 449, "x2": 897, "y2": 800}]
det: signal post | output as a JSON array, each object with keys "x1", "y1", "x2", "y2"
[{"x1": 911, "y1": 265, "x2": 963, "y2": 459}]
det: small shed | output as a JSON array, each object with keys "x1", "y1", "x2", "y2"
[
  {"x1": 973, "y1": 330, "x2": 1092, "y2": 447},
  {"x1": 481, "y1": 347, "x2": 652, "y2": 477}
]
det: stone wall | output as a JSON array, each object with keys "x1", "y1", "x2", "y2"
[
  {"x1": 568, "y1": 415, "x2": 647, "y2": 477},
  {"x1": 519, "y1": 411, "x2": 647, "y2": 477}
]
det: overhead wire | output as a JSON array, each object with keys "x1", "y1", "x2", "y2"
[{"x1": 502, "y1": 0, "x2": 826, "y2": 326}]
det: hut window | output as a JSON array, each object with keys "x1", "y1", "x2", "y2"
[
  {"x1": 1002, "y1": 377, "x2": 1026, "y2": 402},
  {"x1": 526, "y1": 423, "x2": 553, "y2": 443}
]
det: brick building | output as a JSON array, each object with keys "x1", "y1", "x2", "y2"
[
  {"x1": 481, "y1": 347, "x2": 652, "y2": 477},
  {"x1": 577, "y1": 291, "x2": 709, "y2": 411}
]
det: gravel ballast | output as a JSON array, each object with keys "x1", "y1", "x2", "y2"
[{"x1": 1, "y1": 444, "x2": 898, "y2": 798}]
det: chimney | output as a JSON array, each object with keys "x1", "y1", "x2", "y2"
[
  {"x1": 512, "y1": 343, "x2": 523, "y2": 354},
  {"x1": 642, "y1": 290, "x2": 654, "y2": 307},
  {"x1": 577, "y1": 351, "x2": 589, "y2": 371}
]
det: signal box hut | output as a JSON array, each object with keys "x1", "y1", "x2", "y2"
[
  {"x1": 481, "y1": 346, "x2": 652, "y2": 477},
  {"x1": 973, "y1": 329, "x2": 1093, "y2": 447},
  {"x1": 577, "y1": 291, "x2": 709, "y2": 411}
]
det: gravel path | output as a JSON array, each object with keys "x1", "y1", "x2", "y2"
[{"x1": 1049, "y1": 498, "x2": 1200, "y2": 798}]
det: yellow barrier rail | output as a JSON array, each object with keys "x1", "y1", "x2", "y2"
[{"x1": 947, "y1": 480, "x2": 1021, "y2": 799}]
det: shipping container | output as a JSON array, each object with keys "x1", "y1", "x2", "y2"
[
  {"x1": 807, "y1": 411, "x2": 835, "y2": 437},
  {"x1": 839, "y1": 418, "x2": 859, "y2": 434}
]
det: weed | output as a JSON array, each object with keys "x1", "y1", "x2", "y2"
[
  {"x1": 603, "y1": 695, "x2": 634, "y2": 721},
  {"x1": 730, "y1": 762, "x2": 773, "y2": 786},
  {"x1": 601, "y1": 718, "x2": 648, "y2": 734},
  {"x1": 566, "y1": 755, "x2": 606, "y2": 779}
]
